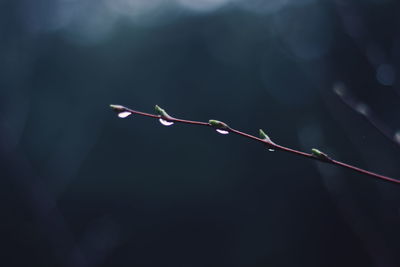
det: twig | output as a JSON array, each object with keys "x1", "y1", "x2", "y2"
[{"x1": 110, "y1": 104, "x2": 400, "y2": 185}]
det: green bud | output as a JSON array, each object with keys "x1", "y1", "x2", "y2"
[
  {"x1": 259, "y1": 129, "x2": 272, "y2": 143},
  {"x1": 155, "y1": 105, "x2": 172, "y2": 119},
  {"x1": 208, "y1": 119, "x2": 229, "y2": 129},
  {"x1": 109, "y1": 104, "x2": 126, "y2": 112},
  {"x1": 311, "y1": 148, "x2": 329, "y2": 160}
]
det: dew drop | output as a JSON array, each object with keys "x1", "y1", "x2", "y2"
[
  {"x1": 268, "y1": 149, "x2": 275, "y2": 152},
  {"x1": 216, "y1": 129, "x2": 229, "y2": 135},
  {"x1": 118, "y1": 111, "x2": 132, "y2": 118},
  {"x1": 159, "y1": 118, "x2": 174, "y2": 126}
]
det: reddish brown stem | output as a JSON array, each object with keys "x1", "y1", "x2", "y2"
[{"x1": 110, "y1": 104, "x2": 400, "y2": 185}]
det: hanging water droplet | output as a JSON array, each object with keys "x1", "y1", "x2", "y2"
[
  {"x1": 118, "y1": 111, "x2": 132, "y2": 118},
  {"x1": 216, "y1": 129, "x2": 229, "y2": 135},
  {"x1": 159, "y1": 118, "x2": 174, "y2": 126},
  {"x1": 268, "y1": 149, "x2": 275, "y2": 152}
]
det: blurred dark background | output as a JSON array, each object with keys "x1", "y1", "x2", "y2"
[{"x1": 1, "y1": 0, "x2": 400, "y2": 266}]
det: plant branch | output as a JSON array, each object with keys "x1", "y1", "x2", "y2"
[{"x1": 110, "y1": 104, "x2": 400, "y2": 185}]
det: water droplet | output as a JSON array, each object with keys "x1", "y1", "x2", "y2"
[
  {"x1": 159, "y1": 118, "x2": 174, "y2": 126},
  {"x1": 216, "y1": 129, "x2": 229, "y2": 135},
  {"x1": 268, "y1": 149, "x2": 275, "y2": 152},
  {"x1": 118, "y1": 111, "x2": 132, "y2": 118}
]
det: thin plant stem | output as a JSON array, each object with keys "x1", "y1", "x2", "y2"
[
  {"x1": 110, "y1": 104, "x2": 400, "y2": 185},
  {"x1": 334, "y1": 83, "x2": 400, "y2": 147}
]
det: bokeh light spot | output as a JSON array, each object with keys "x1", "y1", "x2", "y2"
[{"x1": 376, "y1": 64, "x2": 396, "y2": 86}]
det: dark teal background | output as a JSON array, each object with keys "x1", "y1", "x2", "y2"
[{"x1": 1, "y1": 0, "x2": 400, "y2": 266}]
